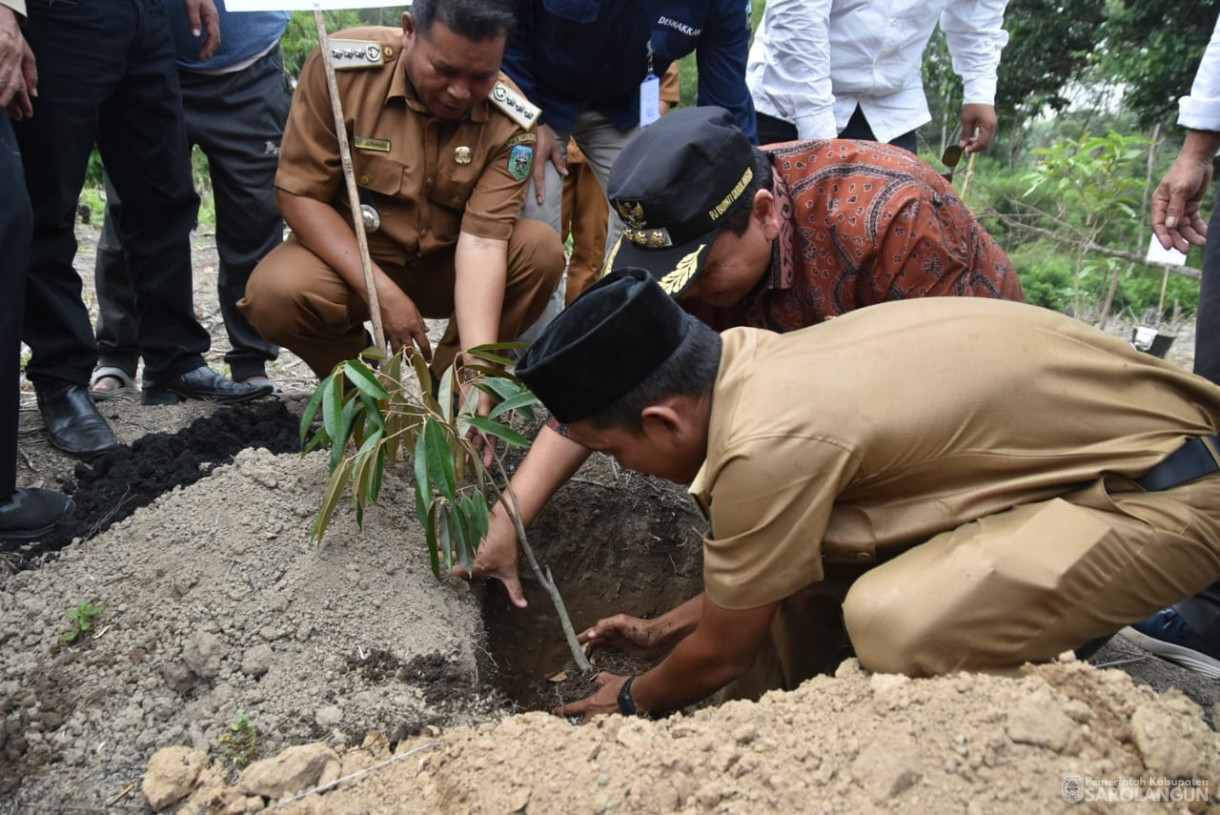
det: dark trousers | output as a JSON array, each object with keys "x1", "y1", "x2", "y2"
[
  {"x1": 95, "y1": 46, "x2": 290, "y2": 382},
  {"x1": 1173, "y1": 201, "x2": 1220, "y2": 648},
  {"x1": 14, "y1": 0, "x2": 208, "y2": 388},
  {"x1": 756, "y1": 107, "x2": 919, "y2": 154},
  {"x1": 1, "y1": 116, "x2": 31, "y2": 501}
]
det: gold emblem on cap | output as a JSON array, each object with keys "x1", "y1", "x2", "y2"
[
  {"x1": 455, "y1": 146, "x2": 472, "y2": 165},
  {"x1": 615, "y1": 200, "x2": 645, "y2": 228},
  {"x1": 658, "y1": 246, "x2": 705, "y2": 294}
]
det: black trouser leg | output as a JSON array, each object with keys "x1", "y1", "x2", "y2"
[
  {"x1": 756, "y1": 112, "x2": 798, "y2": 146},
  {"x1": 180, "y1": 46, "x2": 290, "y2": 381},
  {"x1": 1, "y1": 115, "x2": 31, "y2": 500},
  {"x1": 95, "y1": 0, "x2": 208, "y2": 382},
  {"x1": 93, "y1": 172, "x2": 141, "y2": 378},
  {"x1": 1172, "y1": 201, "x2": 1220, "y2": 648}
]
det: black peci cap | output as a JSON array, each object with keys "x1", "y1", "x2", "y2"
[
  {"x1": 516, "y1": 269, "x2": 693, "y2": 424},
  {"x1": 605, "y1": 106, "x2": 757, "y2": 298}
]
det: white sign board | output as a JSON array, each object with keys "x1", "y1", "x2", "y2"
[
  {"x1": 1145, "y1": 233, "x2": 1189, "y2": 267},
  {"x1": 226, "y1": 0, "x2": 403, "y2": 10}
]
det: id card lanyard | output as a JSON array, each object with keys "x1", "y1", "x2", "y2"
[{"x1": 639, "y1": 39, "x2": 661, "y2": 127}]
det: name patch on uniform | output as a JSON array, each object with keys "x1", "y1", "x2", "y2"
[
  {"x1": 489, "y1": 82, "x2": 541, "y2": 129},
  {"x1": 329, "y1": 39, "x2": 385, "y2": 71},
  {"x1": 506, "y1": 132, "x2": 537, "y2": 148},
  {"x1": 354, "y1": 136, "x2": 391, "y2": 153},
  {"x1": 508, "y1": 144, "x2": 533, "y2": 181}
]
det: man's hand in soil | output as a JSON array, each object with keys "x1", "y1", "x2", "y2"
[
  {"x1": 579, "y1": 614, "x2": 673, "y2": 659},
  {"x1": 452, "y1": 425, "x2": 595, "y2": 607},
  {"x1": 453, "y1": 504, "x2": 527, "y2": 605},
  {"x1": 553, "y1": 672, "x2": 628, "y2": 722}
]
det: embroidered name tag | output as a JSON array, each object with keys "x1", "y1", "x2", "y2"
[{"x1": 354, "y1": 137, "x2": 391, "y2": 153}]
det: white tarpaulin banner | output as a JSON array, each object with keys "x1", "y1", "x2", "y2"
[{"x1": 226, "y1": 0, "x2": 403, "y2": 10}]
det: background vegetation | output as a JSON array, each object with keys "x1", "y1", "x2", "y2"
[{"x1": 77, "y1": 0, "x2": 1216, "y2": 325}]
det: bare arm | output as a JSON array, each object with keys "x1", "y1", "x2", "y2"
[
  {"x1": 557, "y1": 596, "x2": 778, "y2": 720},
  {"x1": 461, "y1": 423, "x2": 592, "y2": 606},
  {"x1": 578, "y1": 591, "x2": 706, "y2": 657}
]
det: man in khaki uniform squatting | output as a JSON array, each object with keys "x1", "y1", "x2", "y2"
[
  {"x1": 241, "y1": 0, "x2": 564, "y2": 398},
  {"x1": 515, "y1": 269, "x2": 1220, "y2": 720}
]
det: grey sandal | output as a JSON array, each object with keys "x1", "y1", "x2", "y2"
[{"x1": 89, "y1": 366, "x2": 138, "y2": 401}]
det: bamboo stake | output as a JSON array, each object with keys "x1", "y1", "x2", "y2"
[
  {"x1": 313, "y1": 9, "x2": 386, "y2": 352},
  {"x1": 959, "y1": 152, "x2": 978, "y2": 201}
]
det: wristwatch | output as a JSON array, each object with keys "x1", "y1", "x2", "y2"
[{"x1": 617, "y1": 675, "x2": 645, "y2": 717}]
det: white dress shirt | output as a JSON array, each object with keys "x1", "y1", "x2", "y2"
[
  {"x1": 747, "y1": 0, "x2": 1010, "y2": 144},
  {"x1": 1180, "y1": 15, "x2": 1220, "y2": 132}
]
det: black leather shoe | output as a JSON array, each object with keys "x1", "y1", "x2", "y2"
[
  {"x1": 142, "y1": 365, "x2": 274, "y2": 405},
  {"x1": 0, "y1": 488, "x2": 74, "y2": 541},
  {"x1": 36, "y1": 383, "x2": 120, "y2": 457}
]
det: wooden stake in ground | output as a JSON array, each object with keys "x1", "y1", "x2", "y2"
[{"x1": 313, "y1": 10, "x2": 387, "y2": 352}]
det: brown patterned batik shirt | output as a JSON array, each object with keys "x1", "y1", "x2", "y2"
[{"x1": 681, "y1": 140, "x2": 1024, "y2": 333}]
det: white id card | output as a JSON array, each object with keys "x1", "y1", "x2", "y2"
[{"x1": 639, "y1": 74, "x2": 661, "y2": 126}]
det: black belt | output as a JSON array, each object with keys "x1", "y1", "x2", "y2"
[{"x1": 1137, "y1": 434, "x2": 1220, "y2": 491}]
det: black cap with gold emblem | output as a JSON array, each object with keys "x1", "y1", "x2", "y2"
[
  {"x1": 605, "y1": 106, "x2": 756, "y2": 298},
  {"x1": 517, "y1": 269, "x2": 692, "y2": 425}
]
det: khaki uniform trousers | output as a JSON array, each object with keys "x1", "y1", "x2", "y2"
[
  {"x1": 560, "y1": 147, "x2": 609, "y2": 305},
  {"x1": 240, "y1": 218, "x2": 564, "y2": 378},
  {"x1": 723, "y1": 472, "x2": 1220, "y2": 700}
]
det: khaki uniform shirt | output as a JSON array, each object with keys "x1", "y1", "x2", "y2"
[
  {"x1": 693, "y1": 298, "x2": 1220, "y2": 611},
  {"x1": 276, "y1": 26, "x2": 537, "y2": 267}
]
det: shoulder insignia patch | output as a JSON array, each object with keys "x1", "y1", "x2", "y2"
[
  {"x1": 489, "y1": 82, "x2": 541, "y2": 129},
  {"x1": 506, "y1": 132, "x2": 537, "y2": 148},
  {"x1": 508, "y1": 144, "x2": 533, "y2": 181},
  {"x1": 328, "y1": 39, "x2": 385, "y2": 71}
]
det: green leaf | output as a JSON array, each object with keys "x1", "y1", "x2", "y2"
[
  {"x1": 425, "y1": 501, "x2": 441, "y2": 578},
  {"x1": 300, "y1": 376, "x2": 328, "y2": 445},
  {"x1": 368, "y1": 446, "x2": 386, "y2": 503},
  {"x1": 464, "y1": 349, "x2": 516, "y2": 367},
  {"x1": 302, "y1": 429, "x2": 329, "y2": 454},
  {"x1": 436, "y1": 501, "x2": 453, "y2": 569},
  {"x1": 453, "y1": 494, "x2": 476, "y2": 548},
  {"x1": 332, "y1": 397, "x2": 364, "y2": 470},
  {"x1": 467, "y1": 341, "x2": 528, "y2": 355},
  {"x1": 351, "y1": 428, "x2": 385, "y2": 515},
  {"x1": 312, "y1": 457, "x2": 354, "y2": 542},
  {"x1": 410, "y1": 351, "x2": 434, "y2": 398},
  {"x1": 471, "y1": 491, "x2": 490, "y2": 541},
  {"x1": 321, "y1": 375, "x2": 345, "y2": 462},
  {"x1": 423, "y1": 418, "x2": 456, "y2": 502},
  {"x1": 488, "y1": 389, "x2": 540, "y2": 420},
  {"x1": 344, "y1": 359, "x2": 389, "y2": 400},
  {"x1": 359, "y1": 390, "x2": 387, "y2": 434},
  {"x1": 473, "y1": 377, "x2": 521, "y2": 402},
  {"x1": 414, "y1": 432, "x2": 432, "y2": 519},
  {"x1": 437, "y1": 364, "x2": 456, "y2": 424},
  {"x1": 465, "y1": 415, "x2": 530, "y2": 447},
  {"x1": 359, "y1": 344, "x2": 387, "y2": 362}
]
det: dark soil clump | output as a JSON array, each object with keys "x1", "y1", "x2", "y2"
[{"x1": 4, "y1": 401, "x2": 300, "y2": 566}]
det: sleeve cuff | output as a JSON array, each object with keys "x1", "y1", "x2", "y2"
[
  {"x1": 961, "y1": 77, "x2": 998, "y2": 106},
  {"x1": 1179, "y1": 96, "x2": 1220, "y2": 133},
  {"x1": 794, "y1": 109, "x2": 838, "y2": 141}
]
